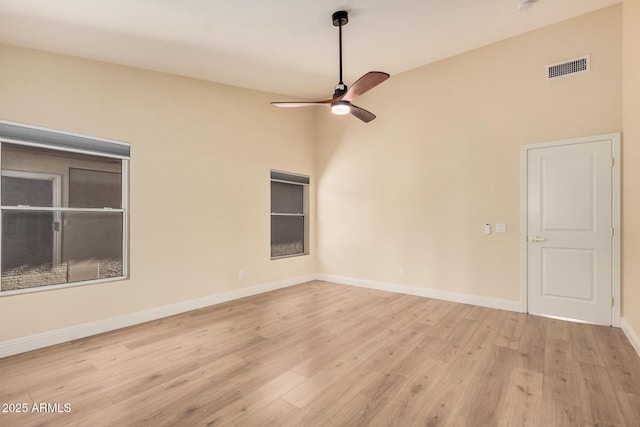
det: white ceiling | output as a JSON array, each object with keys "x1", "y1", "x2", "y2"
[{"x1": 0, "y1": 0, "x2": 621, "y2": 100}]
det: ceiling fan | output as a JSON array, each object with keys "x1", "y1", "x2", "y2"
[{"x1": 271, "y1": 10, "x2": 390, "y2": 123}]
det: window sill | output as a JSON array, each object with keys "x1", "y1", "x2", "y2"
[
  {"x1": 0, "y1": 275, "x2": 127, "y2": 297},
  {"x1": 270, "y1": 253, "x2": 309, "y2": 261}
]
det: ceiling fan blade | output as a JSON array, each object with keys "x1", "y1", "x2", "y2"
[
  {"x1": 342, "y1": 71, "x2": 390, "y2": 102},
  {"x1": 271, "y1": 101, "x2": 331, "y2": 107},
  {"x1": 350, "y1": 104, "x2": 377, "y2": 123}
]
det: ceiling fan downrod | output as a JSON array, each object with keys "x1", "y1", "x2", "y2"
[{"x1": 332, "y1": 10, "x2": 349, "y2": 94}]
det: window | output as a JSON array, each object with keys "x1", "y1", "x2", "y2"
[
  {"x1": 0, "y1": 120, "x2": 129, "y2": 294},
  {"x1": 271, "y1": 170, "x2": 309, "y2": 259}
]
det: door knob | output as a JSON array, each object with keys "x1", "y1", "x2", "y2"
[{"x1": 529, "y1": 236, "x2": 546, "y2": 243}]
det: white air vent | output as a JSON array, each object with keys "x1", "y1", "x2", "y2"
[{"x1": 546, "y1": 55, "x2": 590, "y2": 80}]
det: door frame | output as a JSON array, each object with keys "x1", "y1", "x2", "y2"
[{"x1": 520, "y1": 133, "x2": 621, "y2": 326}]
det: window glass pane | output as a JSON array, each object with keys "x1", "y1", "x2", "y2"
[
  {"x1": 271, "y1": 216, "x2": 304, "y2": 257},
  {"x1": 2, "y1": 175, "x2": 54, "y2": 206},
  {"x1": 62, "y1": 211, "x2": 123, "y2": 263},
  {"x1": 69, "y1": 168, "x2": 121, "y2": 208},
  {"x1": 1, "y1": 143, "x2": 121, "y2": 208},
  {"x1": 271, "y1": 181, "x2": 303, "y2": 214},
  {"x1": 1, "y1": 210, "x2": 123, "y2": 291},
  {"x1": 2, "y1": 210, "x2": 55, "y2": 273}
]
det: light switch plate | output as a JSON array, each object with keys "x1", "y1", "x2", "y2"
[{"x1": 495, "y1": 223, "x2": 507, "y2": 233}]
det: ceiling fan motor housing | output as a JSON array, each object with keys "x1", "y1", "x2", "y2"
[{"x1": 333, "y1": 83, "x2": 347, "y2": 98}]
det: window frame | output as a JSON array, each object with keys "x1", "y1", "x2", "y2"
[
  {"x1": 270, "y1": 170, "x2": 309, "y2": 260},
  {"x1": 0, "y1": 120, "x2": 129, "y2": 296}
]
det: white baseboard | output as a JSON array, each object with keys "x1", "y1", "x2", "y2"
[
  {"x1": 621, "y1": 317, "x2": 640, "y2": 358},
  {"x1": 316, "y1": 274, "x2": 523, "y2": 313},
  {"x1": 0, "y1": 274, "x2": 315, "y2": 359}
]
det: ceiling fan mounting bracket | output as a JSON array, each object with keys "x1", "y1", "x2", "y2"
[{"x1": 332, "y1": 10, "x2": 349, "y2": 27}]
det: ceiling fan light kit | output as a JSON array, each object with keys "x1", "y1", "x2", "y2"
[
  {"x1": 271, "y1": 10, "x2": 389, "y2": 123},
  {"x1": 331, "y1": 100, "x2": 351, "y2": 115}
]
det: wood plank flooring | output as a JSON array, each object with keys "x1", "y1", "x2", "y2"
[{"x1": 1, "y1": 280, "x2": 639, "y2": 426}]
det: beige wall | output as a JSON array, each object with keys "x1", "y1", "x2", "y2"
[
  {"x1": 0, "y1": 44, "x2": 317, "y2": 341},
  {"x1": 316, "y1": 6, "x2": 622, "y2": 302},
  {"x1": 0, "y1": 4, "x2": 633, "y2": 345},
  {"x1": 623, "y1": 0, "x2": 640, "y2": 337}
]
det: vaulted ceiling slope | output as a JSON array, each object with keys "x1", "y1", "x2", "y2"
[{"x1": 0, "y1": 0, "x2": 621, "y2": 99}]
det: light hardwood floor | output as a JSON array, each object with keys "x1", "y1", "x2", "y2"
[{"x1": 1, "y1": 281, "x2": 639, "y2": 426}]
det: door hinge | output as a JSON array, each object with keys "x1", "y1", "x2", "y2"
[
  {"x1": 611, "y1": 157, "x2": 615, "y2": 167},
  {"x1": 611, "y1": 227, "x2": 615, "y2": 237},
  {"x1": 612, "y1": 297, "x2": 615, "y2": 307}
]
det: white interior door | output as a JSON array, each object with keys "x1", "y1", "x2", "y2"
[{"x1": 526, "y1": 137, "x2": 614, "y2": 325}]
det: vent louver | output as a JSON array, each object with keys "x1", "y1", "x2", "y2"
[{"x1": 546, "y1": 55, "x2": 590, "y2": 80}]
